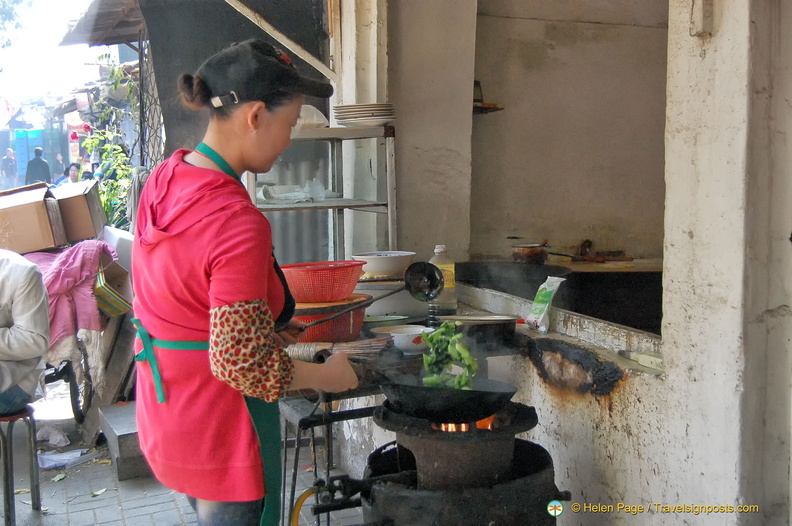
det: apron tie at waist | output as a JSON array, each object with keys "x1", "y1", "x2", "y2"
[
  {"x1": 130, "y1": 319, "x2": 280, "y2": 525},
  {"x1": 131, "y1": 318, "x2": 209, "y2": 403}
]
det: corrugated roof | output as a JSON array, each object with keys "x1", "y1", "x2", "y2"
[{"x1": 60, "y1": 0, "x2": 144, "y2": 47}]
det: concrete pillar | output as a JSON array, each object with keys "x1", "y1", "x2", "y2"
[{"x1": 387, "y1": 0, "x2": 476, "y2": 262}]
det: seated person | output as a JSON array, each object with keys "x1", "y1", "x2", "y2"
[{"x1": 0, "y1": 249, "x2": 49, "y2": 414}]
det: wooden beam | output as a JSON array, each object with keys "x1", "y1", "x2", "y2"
[
  {"x1": 96, "y1": 1, "x2": 141, "y2": 47},
  {"x1": 224, "y1": 0, "x2": 338, "y2": 83}
]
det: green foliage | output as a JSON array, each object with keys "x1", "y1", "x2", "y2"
[
  {"x1": 83, "y1": 55, "x2": 140, "y2": 231},
  {"x1": 100, "y1": 176, "x2": 131, "y2": 231},
  {"x1": 0, "y1": 0, "x2": 28, "y2": 48}
]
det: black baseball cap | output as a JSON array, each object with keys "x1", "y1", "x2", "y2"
[{"x1": 197, "y1": 39, "x2": 333, "y2": 108}]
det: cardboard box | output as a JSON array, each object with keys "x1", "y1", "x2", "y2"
[
  {"x1": 99, "y1": 226, "x2": 133, "y2": 272},
  {"x1": 0, "y1": 183, "x2": 68, "y2": 254},
  {"x1": 51, "y1": 180, "x2": 108, "y2": 243},
  {"x1": 94, "y1": 253, "x2": 133, "y2": 318}
]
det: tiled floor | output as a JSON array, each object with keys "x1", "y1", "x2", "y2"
[{"x1": 2, "y1": 382, "x2": 365, "y2": 526}]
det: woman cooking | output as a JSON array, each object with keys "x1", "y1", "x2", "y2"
[{"x1": 130, "y1": 39, "x2": 358, "y2": 526}]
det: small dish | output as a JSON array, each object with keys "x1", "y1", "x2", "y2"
[{"x1": 389, "y1": 326, "x2": 436, "y2": 354}]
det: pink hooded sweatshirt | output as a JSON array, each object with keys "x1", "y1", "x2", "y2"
[{"x1": 131, "y1": 150, "x2": 287, "y2": 501}]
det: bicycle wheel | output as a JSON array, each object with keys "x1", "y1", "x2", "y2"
[{"x1": 68, "y1": 346, "x2": 94, "y2": 424}]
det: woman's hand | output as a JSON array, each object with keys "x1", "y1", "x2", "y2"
[
  {"x1": 320, "y1": 353, "x2": 359, "y2": 392},
  {"x1": 272, "y1": 319, "x2": 307, "y2": 348}
]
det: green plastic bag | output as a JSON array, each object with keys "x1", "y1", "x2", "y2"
[{"x1": 526, "y1": 277, "x2": 566, "y2": 333}]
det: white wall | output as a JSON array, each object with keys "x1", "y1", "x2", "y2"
[
  {"x1": 742, "y1": 0, "x2": 792, "y2": 521},
  {"x1": 387, "y1": 0, "x2": 477, "y2": 262},
  {"x1": 510, "y1": 0, "x2": 791, "y2": 523},
  {"x1": 471, "y1": 1, "x2": 667, "y2": 259}
]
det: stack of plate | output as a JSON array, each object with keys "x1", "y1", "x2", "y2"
[{"x1": 334, "y1": 103, "x2": 395, "y2": 127}]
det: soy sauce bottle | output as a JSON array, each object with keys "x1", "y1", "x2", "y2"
[{"x1": 427, "y1": 244, "x2": 457, "y2": 327}]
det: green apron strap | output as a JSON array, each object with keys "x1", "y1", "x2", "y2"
[
  {"x1": 244, "y1": 396, "x2": 282, "y2": 526},
  {"x1": 131, "y1": 318, "x2": 209, "y2": 404}
]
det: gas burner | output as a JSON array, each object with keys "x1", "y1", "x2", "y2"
[
  {"x1": 361, "y1": 439, "x2": 570, "y2": 526},
  {"x1": 374, "y1": 400, "x2": 538, "y2": 437},
  {"x1": 374, "y1": 401, "x2": 538, "y2": 490},
  {"x1": 312, "y1": 401, "x2": 569, "y2": 525}
]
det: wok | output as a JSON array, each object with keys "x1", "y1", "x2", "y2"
[{"x1": 380, "y1": 374, "x2": 518, "y2": 423}]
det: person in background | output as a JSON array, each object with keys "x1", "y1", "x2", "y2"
[
  {"x1": 131, "y1": 39, "x2": 357, "y2": 526},
  {"x1": 25, "y1": 147, "x2": 50, "y2": 185},
  {"x1": 50, "y1": 153, "x2": 65, "y2": 180},
  {"x1": 53, "y1": 163, "x2": 81, "y2": 186},
  {"x1": 0, "y1": 249, "x2": 49, "y2": 415},
  {"x1": 1, "y1": 148, "x2": 16, "y2": 189}
]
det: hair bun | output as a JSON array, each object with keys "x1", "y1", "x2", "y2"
[{"x1": 178, "y1": 73, "x2": 211, "y2": 110}]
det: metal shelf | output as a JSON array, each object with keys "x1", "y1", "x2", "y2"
[
  {"x1": 293, "y1": 126, "x2": 395, "y2": 141},
  {"x1": 245, "y1": 125, "x2": 397, "y2": 253},
  {"x1": 257, "y1": 198, "x2": 388, "y2": 213}
]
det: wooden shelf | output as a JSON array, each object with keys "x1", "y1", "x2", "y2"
[
  {"x1": 292, "y1": 126, "x2": 395, "y2": 141},
  {"x1": 473, "y1": 102, "x2": 504, "y2": 114},
  {"x1": 257, "y1": 198, "x2": 388, "y2": 213}
]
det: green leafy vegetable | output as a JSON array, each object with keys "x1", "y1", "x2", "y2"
[{"x1": 422, "y1": 321, "x2": 477, "y2": 389}]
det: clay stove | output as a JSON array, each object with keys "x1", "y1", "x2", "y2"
[{"x1": 314, "y1": 400, "x2": 569, "y2": 525}]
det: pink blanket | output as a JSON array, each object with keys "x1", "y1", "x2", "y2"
[{"x1": 25, "y1": 240, "x2": 117, "y2": 350}]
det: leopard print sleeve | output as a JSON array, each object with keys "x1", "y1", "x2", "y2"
[{"x1": 208, "y1": 299, "x2": 295, "y2": 402}]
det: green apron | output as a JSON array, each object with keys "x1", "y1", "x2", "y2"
[{"x1": 132, "y1": 319, "x2": 281, "y2": 526}]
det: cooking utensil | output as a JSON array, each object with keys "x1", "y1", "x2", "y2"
[
  {"x1": 511, "y1": 243, "x2": 548, "y2": 264},
  {"x1": 380, "y1": 373, "x2": 518, "y2": 423},
  {"x1": 300, "y1": 262, "x2": 444, "y2": 330},
  {"x1": 546, "y1": 251, "x2": 608, "y2": 263}
]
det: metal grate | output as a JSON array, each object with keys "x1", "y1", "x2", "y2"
[{"x1": 138, "y1": 30, "x2": 165, "y2": 169}]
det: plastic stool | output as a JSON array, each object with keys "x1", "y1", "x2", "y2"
[{"x1": 0, "y1": 406, "x2": 41, "y2": 526}]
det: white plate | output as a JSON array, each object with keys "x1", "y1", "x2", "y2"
[
  {"x1": 334, "y1": 104, "x2": 393, "y2": 110},
  {"x1": 338, "y1": 117, "x2": 396, "y2": 127},
  {"x1": 335, "y1": 111, "x2": 396, "y2": 119},
  {"x1": 334, "y1": 108, "x2": 394, "y2": 113}
]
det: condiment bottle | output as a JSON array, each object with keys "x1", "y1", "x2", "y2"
[{"x1": 427, "y1": 244, "x2": 457, "y2": 327}]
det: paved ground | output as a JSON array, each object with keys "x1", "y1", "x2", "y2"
[{"x1": 2, "y1": 381, "x2": 364, "y2": 526}]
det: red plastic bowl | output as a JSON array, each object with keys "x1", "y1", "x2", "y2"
[{"x1": 280, "y1": 260, "x2": 365, "y2": 303}]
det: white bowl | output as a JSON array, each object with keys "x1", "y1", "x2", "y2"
[
  {"x1": 352, "y1": 251, "x2": 416, "y2": 280},
  {"x1": 369, "y1": 324, "x2": 427, "y2": 336},
  {"x1": 389, "y1": 326, "x2": 436, "y2": 354}
]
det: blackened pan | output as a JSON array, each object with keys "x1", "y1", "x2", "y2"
[{"x1": 380, "y1": 374, "x2": 518, "y2": 423}]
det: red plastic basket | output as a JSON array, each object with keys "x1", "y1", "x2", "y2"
[
  {"x1": 280, "y1": 260, "x2": 365, "y2": 303},
  {"x1": 293, "y1": 309, "x2": 365, "y2": 342}
]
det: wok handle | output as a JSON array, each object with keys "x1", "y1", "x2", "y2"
[{"x1": 301, "y1": 288, "x2": 403, "y2": 330}]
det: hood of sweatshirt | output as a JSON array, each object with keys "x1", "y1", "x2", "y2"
[{"x1": 135, "y1": 149, "x2": 251, "y2": 250}]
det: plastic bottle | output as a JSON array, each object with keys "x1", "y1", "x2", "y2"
[{"x1": 427, "y1": 244, "x2": 457, "y2": 327}]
